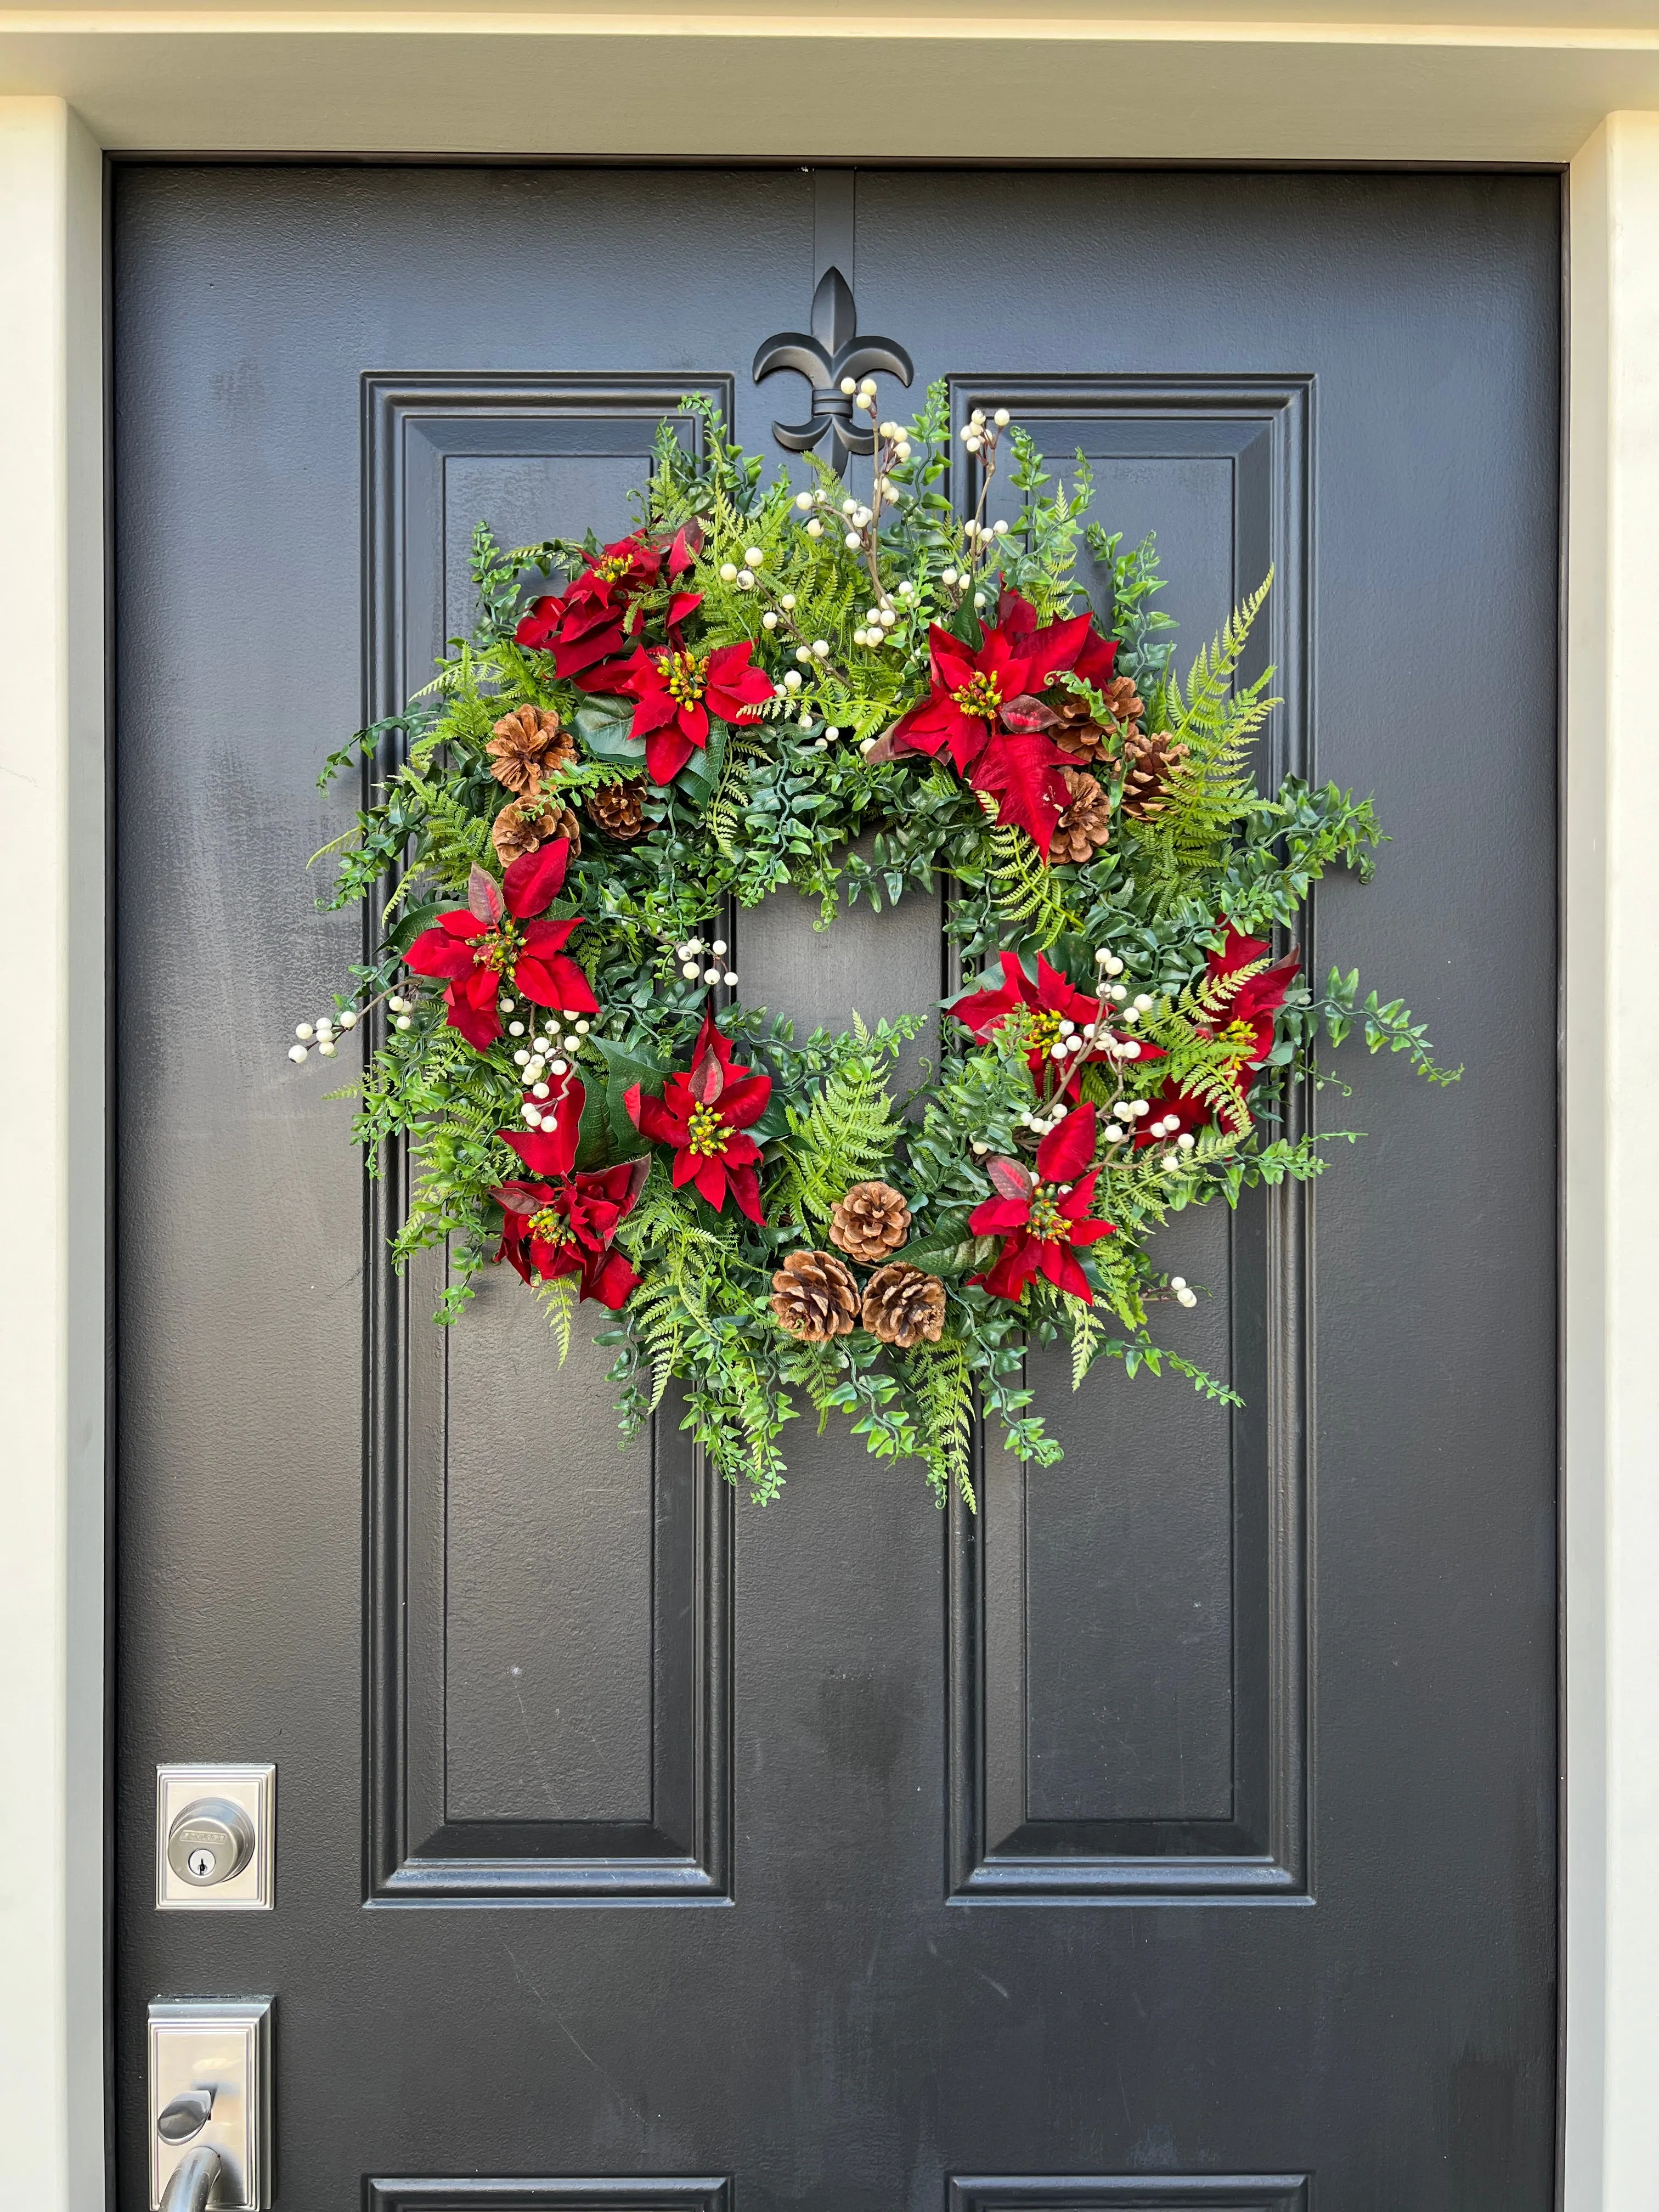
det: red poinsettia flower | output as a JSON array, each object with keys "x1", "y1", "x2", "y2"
[
  {"x1": 620, "y1": 639, "x2": 773, "y2": 786},
  {"x1": 624, "y1": 1005, "x2": 771, "y2": 1222},
  {"x1": 1199, "y1": 923, "x2": 1301, "y2": 1068},
  {"x1": 967, "y1": 1102, "x2": 1115, "y2": 1304},
  {"x1": 1131, "y1": 922, "x2": 1301, "y2": 1148},
  {"x1": 881, "y1": 596, "x2": 1121, "y2": 856},
  {"x1": 492, "y1": 1155, "x2": 650, "y2": 1310},
  {"x1": 515, "y1": 527, "x2": 702, "y2": 687},
  {"x1": 950, "y1": 950, "x2": 1164, "y2": 1091},
  {"x1": 403, "y1": 842, "x2": 597, "y2": 1053}
]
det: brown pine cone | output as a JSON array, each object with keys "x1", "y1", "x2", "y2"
[
  {"x1": 1118, "y1": 726, "x2": 1191, "y2": 822},
  {"x1": 1051, "y1": 768, "x2": 1113, "y2": 864},
  {"x1": 487, "y1": 704, "x2": 575, "y2": 796},
  {"x1": 586, "y1": 778, "x2": 649, "y2": 840},
  {"x1": 770, "y1": 1250, "x2": 860, "y2": 1342},
  {"x1": 829, "y1": 1181, "x2": 912, "y2": 1263},
  {"x1": 1049, "y1": 692, "x2": 1109, "y2": 765},
  {"x1": 491, "y1": 795, "x2": 580, "y2": 868},
  {"x1": 1050, "y1": 673, "x2": 1146, "y2": 764},
  {"x1": 862, "y1": 1262, "x2": 946, "y2": 1348}
]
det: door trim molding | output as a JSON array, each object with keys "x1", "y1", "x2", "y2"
[{"x1": 4, "y1": 83, "x2": 1654, "y2": 2212}]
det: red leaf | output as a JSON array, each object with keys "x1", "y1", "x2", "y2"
[
  {"x1": 967, "y1": 729, "x2": 1072, "y2": 857},
  {"x1": 689, "y1": 1049, "x2": 726, "y2": 1105},
  {"x1": 986, "y1": 1155, "x2": 1033, "y2": 1200},
  {"x1": 999, "y1": 692, "x2": 1061, "y2": 732},
  {"x1": 467, "y1": 865, "x2": 506, "y2": 924}
]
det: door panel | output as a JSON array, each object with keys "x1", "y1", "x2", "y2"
[{"x1": 115, "y1": 163, "x2": 1559, "y2": 2211}]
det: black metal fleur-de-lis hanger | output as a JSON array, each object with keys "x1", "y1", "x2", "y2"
[{"x1": 754, "y1": 263, "x2": 915, "y2": 475}]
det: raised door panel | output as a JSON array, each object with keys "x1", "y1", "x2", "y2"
[
  {"x1": 947, "y1": 377, "x2": 1311, "y2": 1898},
  {"x1": 363, "y1": 376, "x2": 734, "y2": 1899}
]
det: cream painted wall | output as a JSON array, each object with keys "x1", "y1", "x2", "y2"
[
  {"x1": 0, "y1": 93, "x2": 106, "y2": 2212},
  {"x1": 1565, "y1": 112, "x2": 1659, "y2": 2212},
  {"x1": 0, "y1": 10, "x2": 1657, "y2": 160},
  {"x1": 1, "y1": 31, "x2": 1656, "y2": 2209}
]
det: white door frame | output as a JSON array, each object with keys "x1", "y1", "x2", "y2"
[{"x1": 3, "y1": 16, "x2": 1655, "y2": 2205}]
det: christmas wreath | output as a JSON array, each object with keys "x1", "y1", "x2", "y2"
[{"x1": 293, "y1": 388, "x2": 1454, "y2": 1507}]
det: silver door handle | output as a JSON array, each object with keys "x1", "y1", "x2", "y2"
[{"x1": 159, "y1": 2146, "x2": 222, "y2": 2212}]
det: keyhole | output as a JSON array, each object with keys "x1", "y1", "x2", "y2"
[{"x1": 188, "y1": 1847, "x2": 216, "y2": 1880}]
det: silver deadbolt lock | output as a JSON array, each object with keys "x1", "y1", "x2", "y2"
[
  {"x1": 155, "y1": 1764, "x2": 274, "y2": 1909},
  {"x1": 166, "y1": 1797, "x2": 256, "y2": 1888}
]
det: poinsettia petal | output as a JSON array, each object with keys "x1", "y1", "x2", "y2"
[
  {"x1": 645, "y1": 724, "x2": 696, "y2": 786},
  {"x1": 689, "y1": 1049, "x2": 726, "y2": 1105},
  {"x1": 405, "y1": 927, "x2": 477, "y2": 980},
  {"x1": 725, "y1": 1163, "x2": 765, "y2": 1226},
  {"x1": 1208, "y1": 919, "x2": 1272, "y2": 978},
  {"x1": 625, "y1": 1084, "x2": 680, "y2": 1144},
  {"x1": 968, "y1": 1194, "x2": 1032, "y2": 1235},
  {"x1": 520, "y1": 916, "x2": 580, "y2": 954},
  {"x1": 584, "y1": 1248, "x2": 639, "y2": 1310},
  {"x1": 444, "y1": 988, "x2": 499, "y2": 1053},
  {"x1": 438, "y1": 909, "x2": 488, "y2": 939},
  {"x1": 691, "y1": 1005, "x2": 730, "y2": 1070},
  {"x1": 1052, "y1": 1245, "x2": 1095, "y2": 1301},
  {"x1": 719, "y1": 1130, "x2": 763, "y2": 1167},
  {"x1": 667, "y1": 590, "x2": 703, "y2": 628},
  {"x1": 692, "y1": 1155, "x2": 727, "y2": 1209},
  {"x1": 494, "y1": 1221, "x2": 532, "y2": 1282},
  {"x1": 716, "y1": 1071, "x2": 772, "y2": 1130},
  {"x1": 500, "y1": 1083, "x2": 585, "y2": 1177},
  {"x1": 1069, "y1": 1218, "x2": 1115, "y2": 1248},
  {"x1": 885, "y1": 696, "x2": 956, "y2": 759},
  {"x1": 504, "y1": 838, "x2": 570, "y2": 918},
  {"x1": 968, "y1": 728, "x2": 1072, "y2": 856},
  {"x1": 1036, "y1": 1103, "x2": 1096, "y2": 1183},
  {"x1": 513, "y1": 953, "x2": 598, "y2": 1014}
]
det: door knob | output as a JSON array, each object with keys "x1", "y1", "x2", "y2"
[
  {"x1": 159, "y1": 2146, "x2": 222, "y2": 2212},
  {"x1": 157, "y1": 2086, "x2": 215, "y2": 2144},
  {"x1": 149, "y1": 1999, "x2": 272, "y2": 2210}
]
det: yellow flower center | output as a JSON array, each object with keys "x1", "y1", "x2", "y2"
[
  {"x1": 594, "y1": 551, "x2": 634, "y2": 583},
  {"x1": 1025, "y1": 1009, "x2": 1063, "y2": 1056},
  {"x1": 527, "y1": 1206, "x2": 571, "y2": 1245},
  {"x1": 662, "y1": 650, "x2": 708, "y2": 707},
  {"x1": 1220, "y1": 1015, "x2": 1256, "y2": 1059},
  {"x1": 952, "y1": 670, "x2": 1003, "y2": 721},
  {"x1": 473, "y1": 919, "x2": 522, "y2": 975},
  {"x1": 686, "y1": 1101, "x2": 729, "y2": 1156},
  {"x1": 1027, "y1": 1182, "x2": 1070, "y2": 1243}
]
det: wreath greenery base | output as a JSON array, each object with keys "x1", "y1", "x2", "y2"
[{"x1": 291, "y1": 388, "x2": 1454, "y2": 1508}]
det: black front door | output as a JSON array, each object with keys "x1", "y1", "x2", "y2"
[{"x1": 115, "y1": 163, "x2": 1560, "y2": 2210}]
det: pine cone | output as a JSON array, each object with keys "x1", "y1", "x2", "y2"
[
  {"x1": 586, "y1": 779, "x2": 649, "y2": 840},
  {"x1": 1050, "y1": 673, "x2": 1146, "y2": 765},
  {"x1": 1117, "y1": 726, "x2": 1191, "y2": 822},
  {"x1": 491, "y1": 795, "x2": 580, "y2": 868},
  {"x1": 1051, "y1": 768, "x2": 1113, "y2": 864},
  {"x1": 862, "y1": 1262, "x2": 946, "y2": 1348},
  {"x1": 829, "y1": 1181, "x2": 912, "y2": 1263},
  {"x1": 1049, "y1": 692, "x2": 1109, "y2": 766},
  {"x1": 487, "y1": 704, "x2": 575, "y2": 797},
  {"x1": 770, "y1": 1250, "x2": 860, "y2": 1342}
]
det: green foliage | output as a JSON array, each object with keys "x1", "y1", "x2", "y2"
[{"x1": 289, "y1": 402, "x2": 1452, "y2": 1513}]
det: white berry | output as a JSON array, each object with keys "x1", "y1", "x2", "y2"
[
  {"x1": 318, "y1": 1040, "x2": 337, "y2": 1058},
  {"x1": 396, "y1": 1014, "x2": 413, "y2": 1031},
  {"x1": 746, "y1": 548, "x2": 764, "y2": 567},
  {"x1": 295, "y1": 1023, "x2": 314, "y2": 1041},
  {"x1": 681, "y1": 961, "x2": 699, "y2": 979},
  {"x1": 287, "y1": 1043, "x2": 309, "y2": 1063},
  {"x1": 805, "y1": 518, "x2": 823, "y2": 537},
  {"x1": 514, "y1": 1048, "x2": 531, "y2": 1066},
  {"x1": 719, "y1": 561, "x2": 738, "y2": 583},
  {"x1": 724, "y1": 972, "x2": 738, "y2": 986},
  {"x1": 763, "y1": 611, "x2": 779, "y2": 630},
  {"x1": 1134, "y1": 993, "x2": 1155, "y2": 1012}
]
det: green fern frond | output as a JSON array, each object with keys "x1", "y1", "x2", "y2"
[{"x1": 986, "y1": 823, "x2": 1080, "y2": 948}]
